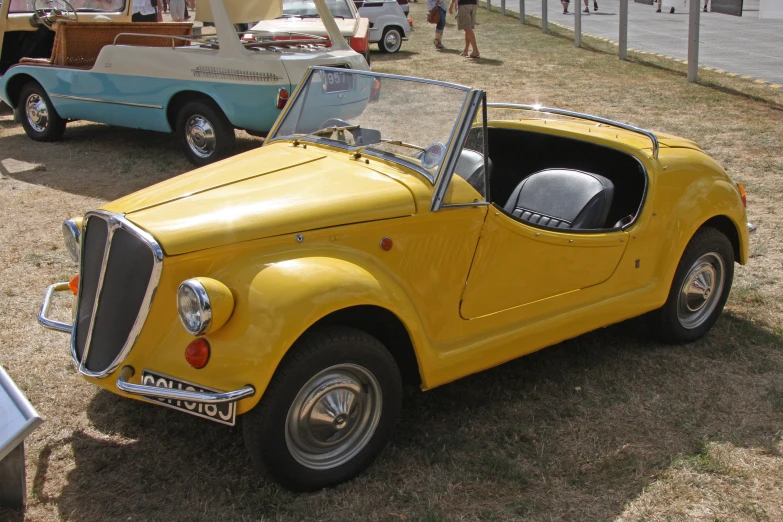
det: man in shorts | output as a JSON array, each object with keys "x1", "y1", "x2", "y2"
[{"x1": 449, "y1": 0, "x2": 479, "y2": 58}]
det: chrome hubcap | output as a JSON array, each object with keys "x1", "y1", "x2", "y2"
[
  {"x1": 285, "y1": 364, "x2": 382, "y2": 470},
  {"x1": 677, "y1": 252, "x2": 725, "y2": 329},
  {"x1": 185, "y1": 114, "x2": 216, "y2": 159},
  {"x1": 385, "y1": 31, "x2": 400, "y2": 51},
  {"x1": 26, "y1": 94, "x2": 49, "y2": 133}
]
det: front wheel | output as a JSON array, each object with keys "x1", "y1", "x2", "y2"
[
  {"x1": 175, "y1": 99, "x2": 235, "y2": 166},
  {"x1": 242, "y1": 326, "x2": 402, "y2": 492},
  {"x1": 649, "y1": 227, "x2": 735, "y2": 344},
  {"x1": 378, "y1": 27, "x2": 402, "y2": 53},
  {"x1": 18, "y1": 82, "x2": 66, "y2": 142}
]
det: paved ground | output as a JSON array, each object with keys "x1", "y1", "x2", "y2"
[{"x1": 489, "y1": 0, "x2": 783, "y2": 85}]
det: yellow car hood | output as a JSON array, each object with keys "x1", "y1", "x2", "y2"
[{"x1": 103, "y1": 145, "x2": 416, "y2": 256}]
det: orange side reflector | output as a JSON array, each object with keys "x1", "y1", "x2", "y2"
[
  {"x1": 69, "y1": 275, "x2": 79, "y2": 295},
  {"x1": 736, "y1": 183, "x2": 747, "y2": 208}
]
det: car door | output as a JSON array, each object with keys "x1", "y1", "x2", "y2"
[{"x1": 459, "y1": 207, "x2": 630, "y2": 319}]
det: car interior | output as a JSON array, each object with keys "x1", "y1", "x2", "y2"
[{"x1": 454, "y1": 126, "x2": 648, "y2": 231}]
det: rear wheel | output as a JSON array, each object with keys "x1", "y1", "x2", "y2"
[
  {"x1": 649, "y1": 227, "x2": 734, "y2": 344},
  {"x1": 175, "y1": 99, "x2": 235, "y2": 166},
  {"x1": 19, "y1": 82, "x2": 66, "y2": 142},
  {"x1": 242, "y1": 326, "x2": 402, "y2": 492},
  {"x1": 379, "y1": 27, "x2": 402, "y2": 53}
]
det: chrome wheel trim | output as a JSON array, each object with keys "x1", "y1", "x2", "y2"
[
  {"x1": 26, "y1": 94, "x2": 49, "y2": 133},
  {"x1": 285, "y1": 363, "x2": 382, "y2": 470},
  {"x1": 185, "y1": 114, "x2": 216, "y2": 159},
  {"x1": 677, "y1": 252, "x2": 725, "y2": 330},
  {"x1": 384, "y1": 30, "x2": 401, "y2": 52}
]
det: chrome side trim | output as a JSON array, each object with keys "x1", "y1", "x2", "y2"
[
  {"x1": 71, "y1": 211, "x2": 164, "y2": 379},
  {"x1": 440, "y1": 201, "x2": 491, "y2": 208},
  {"x1": 117, "y1": 367, "x2": 255, "y2": 404},
  {"x1": 487, "y1": 103, "x2": 660, "y2": 159},
  {"x1": 431, "y1": 90, "x2": 484, "y2": 211},
  {"x1": 38, "y1": 282, "x2": 73, "y2": 333},
  {"x1": 50, "y1": 94, "x2": 163, "y2": 110},
  {"x1": 748, "y1": 222, "x2": 757, "y2": 233}
]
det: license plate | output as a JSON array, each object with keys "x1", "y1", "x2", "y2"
[
  {"x1": 140, "y1": 370, "x2": 237, "y2": 426},
  {"x1": 323, "y1": 70, "x2": 354, "y2": 93}
]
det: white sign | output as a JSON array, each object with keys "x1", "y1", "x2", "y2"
[{"x1": 759, "y1": 0, "x2": 783, "y2": 19}]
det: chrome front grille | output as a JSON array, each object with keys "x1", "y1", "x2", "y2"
[{"x1": 71, "y1": 211, "x2": 163, "y2": 378}]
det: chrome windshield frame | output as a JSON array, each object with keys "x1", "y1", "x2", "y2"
[
  {"x1": 266, "y1": 67, "x2": 474, "y2": 185},
  {"x1": 486, "y1": 103, "x2": 660, "y2": 159}
]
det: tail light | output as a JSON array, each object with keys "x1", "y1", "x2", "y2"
[
  {"x1": 736, "y1": 182, "x2": 747, "y2": 208},
  {"x1": 349, "y1": 34, "x2": 368, "y2": 53},
  {"x1": 277, "y1": 88, "x2": 289, "y2": 109},
  {"x1": 370, "y1": 78, "x2": 381, "y2": 102}
]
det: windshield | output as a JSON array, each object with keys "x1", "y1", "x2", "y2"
[
  {"x1": 8, "y1": 0, "x2": 125, "y2": 12},
  {"x1": 280, "y1": 0, "x2": 354, "y2": 18},
  {"x1": 271, "y1": 69, "x2": 471, "y2": 180}
]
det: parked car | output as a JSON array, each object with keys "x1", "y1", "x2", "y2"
[
  {"x1": 0, "y1": 0, "x2": 370, "y2": 165},
  {"x1": 354, "y1": 0, "x2": 410, "y2": 53},
  {"x1": 355, "y1": 0, "x2": 411, "y2": 15},
  {"x1": 0, "y1": 0, "x2": 132, "y2": 74},
  {"x1": 249, "y1": 0, "x2": 410, "y2": 55},
  {"x1": 39, "y1": 67, "x2": 752, "y2": 492},
  {"x1": 248, "y1": 0, "x2": 372, "y2": 63}
]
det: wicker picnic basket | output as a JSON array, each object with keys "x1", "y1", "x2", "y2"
[{"x1": 49, "y1": 22, "x2": 194, "y2": 67}]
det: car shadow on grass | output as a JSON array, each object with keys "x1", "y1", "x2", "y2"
[
  {"x1": 0, "y1": 123, "x2": 263, "y2": 201},
  {"x1": 42, "y1": 312, "x2": 783, "y2": 521}
]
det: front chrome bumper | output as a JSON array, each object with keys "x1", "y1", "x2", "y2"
[
  {"x1": 117, "y1": 367, "x2": 255, "y2": 404},
  {"x1": 38, "y1": 282, "x2": 72, "y2": 333},
  {"x1": 38, "y1": 283, "x2": 256, "y2": 405}
]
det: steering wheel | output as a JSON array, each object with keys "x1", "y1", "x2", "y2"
[{"x1": 32, "y1": 0, "x2": 78, "y2": 30}]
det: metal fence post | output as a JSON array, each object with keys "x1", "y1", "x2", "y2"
[
  {"x1": 619, "y1": 0, "x2": 628, "y2": 59},
  {"x1": 688, "y1": 0, "x2": 700, "y2": 82},
  {"x1": 488, "y1": 0, "x2": 492, "y2": 11},
  {"x1": 501, "y1": 0, "x2": 505, "y2": 15},
  {"x1": 574, "y1": 0, "x2": 581, "y2": 47},
  {"x1": 520, "y1": 0, "x2": 525, "y2": 23},
  {"x1": 542, "y1": 0, "x2": 548, "y2": 33}
]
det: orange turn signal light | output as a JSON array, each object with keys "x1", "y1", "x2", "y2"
[
  {"x1": 736, "y1": 183, "x2": 747, "y2": 208},
  {"x1": 380, "y1": 237, "x2": 393, "y2": 251},
  {"x1": 185, "y1": 338, "x2": 210, "y2": 369},
  {"x1": 68, "y1": 275, "x2": 79, "y2": 295}
]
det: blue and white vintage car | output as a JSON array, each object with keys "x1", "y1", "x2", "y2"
[{"x1": 0, "y1": 0, "x2": 370, "y2": 164}]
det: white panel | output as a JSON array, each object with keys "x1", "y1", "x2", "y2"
[{"x1": 759, "y1": 0, "x2": 783, "y2": 19}]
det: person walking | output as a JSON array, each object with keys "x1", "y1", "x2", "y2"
[
  {"x1": 703, "y1": 0, "x2": 709, "y2": 11},
  {"x1": 583, "y1": 0, "x2": 597, "y2": 12},
  {"x1": 561, "y1": 0, "x2": 569, "y2": 14},
  {"x1": 449, "y1": 0, "x2": 479, "y2": 58},
  {"x1": 170, "y1": 0, "x2": 186, "y2": 21},
  {"x1": 132, "y1": 0, "x2": 158, "y2": 21},
  {"x1": 427, "y1": 0, "x2": 449, "y2": 49}
]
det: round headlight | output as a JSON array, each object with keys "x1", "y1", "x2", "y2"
[
  {"x1": 62, "y1": 219, "x2": 81, "y2": 263},
  {"x1": 177, "y1": 279, "x2": 212, "y2": 336}
]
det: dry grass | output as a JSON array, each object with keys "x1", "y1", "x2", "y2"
[{"x1": 1, "y1": 3, "x2": 782, "y2": 521}]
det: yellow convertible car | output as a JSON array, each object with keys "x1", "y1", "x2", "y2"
[{"x1": 39, "y1": 67, "x2": 752, "y2": 491}]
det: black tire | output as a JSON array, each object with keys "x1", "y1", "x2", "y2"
[
  {"x1": 18, "y1": 82, "x2": 66, "y2": 142},
  {"x1": 242, "y1": 326, "x2": 402, "y2": 492},
  {"x1": 649, "y1": 227, "x2": 735, "y2": 344},
  {"x1": 378, "y1": 27, "x2": 403, "y2": 53},
  {"x1": 175, "y1": 98, "x2": 235, "y2": 166}
]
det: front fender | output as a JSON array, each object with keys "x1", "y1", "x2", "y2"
[
  {"x1": 651, "y1": 151, "x2": 749, "y2": 301},
  {"x1": 238, "y1": 257, "x2": 428, "y2": 401}
]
